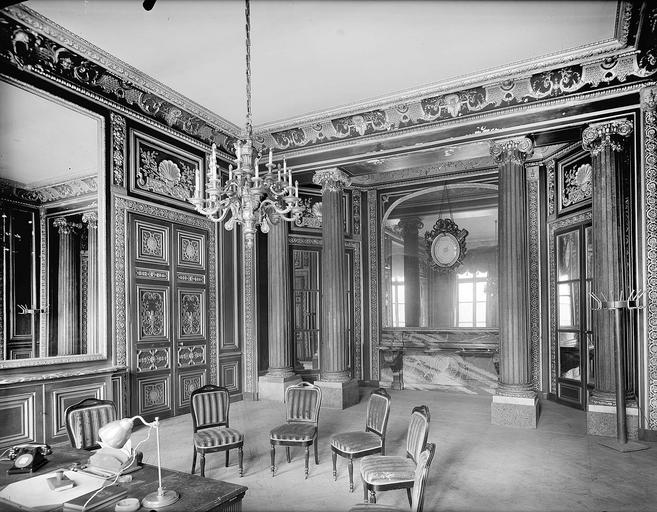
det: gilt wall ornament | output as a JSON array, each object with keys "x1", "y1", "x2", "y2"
[
  {"x1": 312, "y1": 168, "x2": 351, "y2": 192},
  {"x1": 424, "y1": 218, "x2": 468, "y2": 272}
]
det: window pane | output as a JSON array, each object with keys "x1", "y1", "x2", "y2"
[
  {"x1": 459, "y1": 282, "x2": 473, "y2": 302},
  {"x1": 558, "y1": 282, "x2": 579, "y2": 328},
  {"x1": 458, "y1": 303, "x2": 473, "y2": 326},
  {"x1": 458, "y1": 271, "x2": 473, "y2": 280},
  {"x1": 585, "y1": 226, "x2": 593, "y2": 279},
  {"x1": 475, "y1": 282, "x2": 487, "y2": 301},
  {"x1": 559, "y1": 332, "x2": 580, "y2": 381},
  {"x1": 557, "y1": 231, "x2": 580, "y2": 281},
  {"x1": 475, "y1": 302, "x2": 486, "y2": 324}
]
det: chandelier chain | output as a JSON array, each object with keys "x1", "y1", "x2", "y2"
[{"x1": 245, "y1": 0, "x2": 252, "y2": 139}]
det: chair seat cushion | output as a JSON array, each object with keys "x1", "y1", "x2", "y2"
[
  {"x1": 360, "y1": 455, "x2": 415, "y2": 484},
  {"x1": 194, "y1": 427, "x2": 243, "y2": 448},
  {"x1": 331, "y1": 432, "x2": 382, "y2": 454},
  {"x1": 270, "y1": 423, "x2": 316, "y2": 442}
]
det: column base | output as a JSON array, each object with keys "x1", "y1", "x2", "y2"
[
  {"x1": 491, "y1": 395, "x2": 539, "y2": 429},
  {"x1": 258, "y1": 374, "x2": 302, "y2": 402},
  {"x1": 586, "y1": 404, "x2": 639, "y2": 440},
  {"x1": 315, "y1": 379, "x2": 359, "y2": 410}
]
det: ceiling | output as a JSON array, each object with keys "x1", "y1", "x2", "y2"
[{"x1": 25, "y1": 0, "x2": 618, "y2": 129}]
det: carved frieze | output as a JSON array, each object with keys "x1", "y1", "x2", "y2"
[
  {"x1": 1, "y1": 176, "x2": 97, "y2": 204},
  {"x1": 135, "y1": 268, "x2": 170, "y2": 281}
]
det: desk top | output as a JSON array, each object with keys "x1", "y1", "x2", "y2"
[{"x1": 0, "y1": 445, "x2": 247, "y2": 512}]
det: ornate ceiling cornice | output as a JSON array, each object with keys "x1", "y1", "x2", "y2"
[
  {"x1": 0, "y1": 5, "x2": 239, "y2": 153},
  {"x1": 0, "y1": 175, "x2": 97, "y2": 204}
]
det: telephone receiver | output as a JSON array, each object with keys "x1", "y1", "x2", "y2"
[{"x1": 7, "y1": 443, "x2": 52, "y2": 474}]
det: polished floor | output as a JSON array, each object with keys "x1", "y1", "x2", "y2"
[{"x1": 132, "y1": 388, "x2": 657, "y2": 512}]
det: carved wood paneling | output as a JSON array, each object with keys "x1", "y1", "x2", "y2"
[
  {"x1": 177, "y1": 289, "x2": 206, "y2": 340},
  {"x1": 136, "y1": 285, "x2": 170, "y2": 343},
  {"x1": 177, "y1": 369, "x2": 206, "y2": 410},
  {"x1": 46, "y1": 382, "x2": 105, "y2": 439},
  {"x1": 135, "y1": 220, "x2": 170, "y2": 265},
  {"x1": 136, "y1": 374, "x2": 171, "y2": 416},
  {"x1": 177, "y1": 231, "x2": 205, "y2": 270},
  {"x1": 220, "y1": 357, "x2": 241, "y2": 395},
  {"x1": 0, "y1": 390, "x2": 37, "y2": 446}
]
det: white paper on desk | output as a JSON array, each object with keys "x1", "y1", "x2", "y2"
[{"x1": 0, "y1": 470, "x2": 104, "y2": 511}]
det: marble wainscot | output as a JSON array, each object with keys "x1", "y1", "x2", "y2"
[{"x1": 379, "y1": 329, "x2": 499, "y2": 395}]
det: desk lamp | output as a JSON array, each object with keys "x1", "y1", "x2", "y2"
[{"x1": 98, "y1": 416, "x2": 179, "y2": 508}]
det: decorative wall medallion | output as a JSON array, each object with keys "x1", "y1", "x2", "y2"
[
  {"x1": 177, "y1": 345, "x2": 206, "y2": 367},
  {"x1": 136, "y1": 347, "x2": 170, "y2": 372},
  {"x1": 177, "y1": 231, "x2": 205, "y2": 269},
  {"x1": 425, "y1": 218, "x2": 468, "y2": 272},
  {"x1": 294, "y1": 198, "x2": 323, "y2": 229},
  {"x1": 141, "y1": 379, "x2": 168, "y2": 411},
  {"x1": 135, "y1": 220, "x2": 169, "y2": 264},
  {"x1": 135, "y1": 268, "x2": 170, "y2": 281},
  {"x1": 560, "y1": 161, "x2": 593, "y2": 212},
  {"x1": 176, "y1": 272, "x2": 206, "y2": 284},
  {"x1": 178, "y1": 290, "x2": 205, "y2": 338},
  {"x1": 137, "y1": 286, "x2": 168, "y2": 341},
  {"x1": 131, "y1": 131, "x2": 202, "y2": 209}
]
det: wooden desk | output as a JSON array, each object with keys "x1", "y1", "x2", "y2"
[{"x1": 0, "y1": 446, "x2": 247, "y2": 512}]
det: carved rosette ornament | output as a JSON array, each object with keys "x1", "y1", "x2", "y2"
[
  {"x1": 312, "y1": 168, "x2": 351, "y2": 192},
  {"x1": 489, "y1": 137, "x2": 534, "y2": 165},
  {"x1": 582, "y1": 119, "x2": 633, "y2": 155}
]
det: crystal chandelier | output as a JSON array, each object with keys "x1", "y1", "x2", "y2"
[{"x1": 190, "y1": 0, "x2": 301, "y2": 244}]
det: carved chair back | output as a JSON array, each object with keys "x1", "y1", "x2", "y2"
[
  {"x1": 411, "y1": 442, "x2": 436, "y2": 512},
  {"x1": 190, "y1": 384, "x2": 231, "y2": 431},
  {"x1": 285, "y1": 381, "x2": 322, "y2": 425},
  {"x1": 65, "y1": 398, "x2": 117, "y2": 450},
  {"x1": 365, "y1": 388, "x2": 391, "y2": 438},
  {"x1": 406, "y1": 405, "x2": 431, "y2": 463}
]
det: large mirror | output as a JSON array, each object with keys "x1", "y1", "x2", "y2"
[
  {"x1": 382, "y1": 184, "x2": 498, "y2": 329},
  {"x1": 0, "y1": 78, "x2": 106, "y2": 366}
]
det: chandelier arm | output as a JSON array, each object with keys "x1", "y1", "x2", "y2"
[{"x1": 245, "y1": 0, "x2": 252, "y2": 140}]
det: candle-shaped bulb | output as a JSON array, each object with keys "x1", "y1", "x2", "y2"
[
  {"x1": 236, "y1": 142, "x2": 241, "y2": 162},
  {"x1": 210, "y1": 143, "x2": 217, "y2": 180},
  {"x1": 295, "y1": 180, "x2": 299, "y2": 197},
  {"x1": 268, "y1": 148, "x2": 273, "y2": 166},
  {"x1": 255, "y1": 157, "x2": 259, "y2": 178},
  {"x1": 195, "y1": 168, "x2": 202, "y2": 198},
  {"x1": 229, "y1": 165, "x2": 233, "y2": 181},
  {"x1": 288, "y1": 168, "x2": 292, "y2": 187},
  {"x1": 277, "y1": 165, "x2": 281, "y2": 181}
]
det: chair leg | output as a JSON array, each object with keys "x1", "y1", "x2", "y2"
[
  {"x1": 191, "y1": 448, "x2": 197, "y2": 475},
  {"x1": 314, "y1": 440, "x2": 319, "y2": 464},
  {"x1": 286, "y1": 446, "x2": 291, "y2": 463},
  {"x1": 225, "y1": 450, "x2": 230, "y2": 468},
  {"x1": 406, "y1": 488, "x2": 412, "y2": 507},
  {"x1": 363, "y1": 482, "x2": 368, "y2": 503},
  {"x1": 304, "y1": 446, "x2": 309, "y2": 479},
  {"x1": 332, "y1": 451, "x2": 337, "y2": 481},
  {"x1": 238, "y1": 446, "x2": 243, "y2": 477},
  {"x1": 348, "y1": 458, "x2": 354, "y2": 492},
  {"x1": 200, "y1": 452, "x2": 206, "y2": 478},
  {"x1": 270, "y1": 444, "x2": 276, "y2": 477},
  {"x1": 370, "y1": 490, "x2": 377, "y2": 504}
]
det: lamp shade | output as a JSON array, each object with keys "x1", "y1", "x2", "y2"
[{"x1": 98, "y1": 418, "x2": 134, "y2": 448}]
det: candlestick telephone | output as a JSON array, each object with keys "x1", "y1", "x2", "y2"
[{"x1": 7, "y1": 443, "x2": 51, "y2": 474}]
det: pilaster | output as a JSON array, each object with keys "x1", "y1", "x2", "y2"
[
  {"x1": 53, "y1": 217, "x2": 79, "y2": 356},
  {"x1": 397, "y1": 216, "x2": 423, "y2": 327},
  {"x1": 489, "y1": 136, "x2": 539, "y2": 428},
  {"x1": 82, "y1": 211, "x2": 98, "y2": 355}
]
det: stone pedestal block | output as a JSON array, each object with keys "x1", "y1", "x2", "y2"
[
  {"x1": 587, "y1": 404, "x2": 639, "y2": 440},
  {"x1": 316, "y1": 379, "x2": 360, "y2": 410},
  {"x1": 491, "y1": 395, "x2": 539, "y2": 429},
  {"x1": 258, "y1": 374, "x2": 302, "y2": 402}
]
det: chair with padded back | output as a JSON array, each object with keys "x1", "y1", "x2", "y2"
[
  {"x1": 360, "y1": 405, "x2": 430, "y2": 506},
  {"x1": 331, "y1": 388, "x2": 391, "y2": 492},
  {"x1": 348, "y1": 443, "x2": 435, "y2": 512},
  {"x1": 65, "y1": 398, "x2": 118, "y2": 451},
  {"x1": 269, "y1": 381, "x2": 322, "y2": 479},
  {"x1": 190, "y1": 384, "x2": 244, "y2": 477}
]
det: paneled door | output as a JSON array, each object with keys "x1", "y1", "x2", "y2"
[
  {"x1": 554, "y1": 223, "x2": 593, "y2": 409},
  {"x1": 128, "y1": 213, "x2": 209, "y2": 421}
]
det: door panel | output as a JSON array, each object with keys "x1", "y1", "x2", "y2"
[{"x1": 129, "y1": 214, "x2": 209, "y2": 421}]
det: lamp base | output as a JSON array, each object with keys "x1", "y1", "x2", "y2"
[{"x1": 141, "y1": 489, "x2": 180, "y2": 508}]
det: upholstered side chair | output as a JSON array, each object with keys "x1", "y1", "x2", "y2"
[
  {"x1": 330, "y1": 388, "x2": 391, "y2": 492},
  {"x1": 65, "y1": 398, "x2": 118, "y2": 451},
  {"x1": 360, "y1": 405, "x2": 431, "y2": 505},
  {"x1": 269, "y1": 381, "x2": 322, "y2": 479},
  {"x1": 348, "y1": 443, "x2": 436, "y2": 512},
  {"x1": 190, "y1": 384, "x2": 244, "y2": 477}
]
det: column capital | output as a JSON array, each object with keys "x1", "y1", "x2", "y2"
[
  {"x1": 489, "y1": 137, "x2": 534, "y2": 165},
  {"x1": 82, "y1": 211, "x2": 98, "y2": 228},
  {"x1": 312, "y1": 168, "x2": 351, "y2": 192},
  {"x1": 582, "y1": 119, "x2": 633, "y2": 155},
  {"x1": 396, "y1": 216, "x2": 424, "y2": 235},
  {"x1": 53, "y1": 217, "x2": 74, "y2": 235}
]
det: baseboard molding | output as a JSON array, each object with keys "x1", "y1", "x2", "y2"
[{"x1": 638, "y1": 428, "x2": 657, "y2": 442}]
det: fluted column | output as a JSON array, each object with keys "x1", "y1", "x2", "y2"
[
  {"x1": 582, "y1": 119, "x2": 635, "y2": 437},
  {"x1": 259, "y1": 214, "x2": 301, "y2": 400},
  {"x1": 489, "y1": 136, "x2": 538, "y2": 428},
  {"x1": 398, "y1": 216, "x2": 423, "y2": 327},
  {"x1": 53, "y1": 217, "x2": 79, "y2": 355},
  {"x1": 82, "y1": 211, "x2": 98, "y2": 355},
  {"x1": 313, "y1": 168, "x2": 359, "y2": 409}
]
